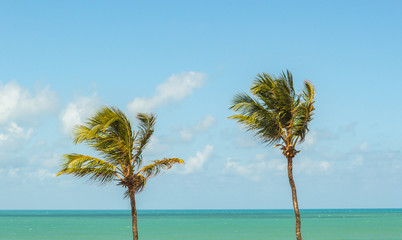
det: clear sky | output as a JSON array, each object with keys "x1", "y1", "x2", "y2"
[{"x1": 0, "y1": 0, "x2": 401, "y2": 210}]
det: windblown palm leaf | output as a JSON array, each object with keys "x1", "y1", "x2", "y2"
[
  {"x1": 57, "y1": 106, "x2": 184, "y2": 240},
  {"x1": 139, "y1": 158, "x2": 184, "y2": 178},
  {"x1": 133, "y1": 113, "x2": 156, "y2": 167},
  {"x1": 57, "y1": 154, "x2": 121, "y2": 184}
]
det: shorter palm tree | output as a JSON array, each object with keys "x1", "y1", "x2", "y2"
[{"x1": 57, "y1": 106, "x2": 184, "y2": 240}]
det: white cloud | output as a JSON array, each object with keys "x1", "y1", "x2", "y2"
[
  {"x1": 143, "y1": 136, "x2": 170, "y2": 156},
  {"x1": 28, "y1": 151, "x2": 61, "y2": 168},
  {"x1": 60, "y1": 94, "x2": 101, "y2": 136},
  {"x1": 194, "y1": 115, "x2": 216, "y2": 132},
  {"x1": 295, "y1": 158, "x2": 332, "y2": 175},
  {"x1": 319, "y1": 161, "x2": 331, "y2": 171},
  {"x1": 340, "y1": 122, "x2": 358, "y2": 133},
  {"x1": 349, "y1": 155, "x2": 364, "y2": 168},
  {"x1": 180, "y1": 145, "x2": 214, "y2": 174},
  {"x1": 127, "y1": 72, "x2": 206, "y2": 113},
  {"x1": 179, "y1": 130, "x2": 193, "y2": 142},
  {"x1": 8, "y1": 168, "x2": 20, "y2": 178},
  {"x1": 1, "y1": 167, "x2": 55, "y2": 181},
  {"x1": 0, "y1": 81, "x2": 56, "y2": 124},
  {"x1": 359, "y1": 142, "x2": 368, "y2": 151},
  {"x1": 225, "y1": 149, "x2": 333, "y2": 179},
  {"x1": 179, "y1": 115, "x2": 216, "y2": 142},
  {"x1": 234, "y1": 135, "x2": 257, "y2": 148},
  {"x1": 0, "y1": 122, "x2": 33, "y2": 149},
  {"x1": 223, "y1": 153, "x2": 286, "y2": 180},
  {"x1": 7, "y1": 122, "x2": 33, "y2": 139},
  {"x1": 0, "y1": 122, "x2": 34, "y2": 167},
  {"x1": 28, "y1": 169, "x2": 56, "y2": 181},
  {"x1": 42, "y1": 153, "x2": 61, "y2": 168},
  {"x1": 232, "y1": 129, "x2": 258, "y2": 148},
  {"x1": 224, "y1": 158, "x2": 252, "y2": 176},
  {"x1": 265, "y1": 158, "x2": 287, "y2": 171}
]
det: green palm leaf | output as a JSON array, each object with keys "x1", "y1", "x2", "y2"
[
  {"x1": 138, "y1": 158, "x2": 184, "y2": 178},
  {"x1": 132, "y1": 113, "x2": 156, "y2": 167},
  {"x1": 292, "y1": 80, "x2": 316, "y2": 143},
  {"x1": 57, "y1": 154, "x2": 121, "y2": 184}
]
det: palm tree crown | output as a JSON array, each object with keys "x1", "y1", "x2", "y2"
[
  {"x1": 57, "y1": 106, "x2": 183, "y2": 192},
  {"x1": 229, "y1": 70, "x2": 315, "y2": 157}
]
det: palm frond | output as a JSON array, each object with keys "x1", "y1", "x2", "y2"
[
  {"x1": 230, "y1": 93, "x2": 264, "y2": 114},
  {"x1": 123, "y1": 189, "x2": 130, "y2": 199},
  {"x1": 132, "y1": 113, "x2": 156, "y2": 167},
  {"x1": 138, "y1": 158, "x2": 184, "y2": 178},
  {"x1": 57, "y1": 154, "x2": 121, "y2": 184},
  {"x1": 292, "y1": 80, "x2": 316, "y2": 143},
  {"x1": 280, "y1": 69, "x2": 295, "y2": 96},
  {"x1": 133, "y1": 174, "x2": 147, "y2": 193},
  {"x1": 252, "y1": 73, "x2": 275, "y2": 96},
  {"x1": 229, "y1": 92, "x2": 284, "y2": 145}
]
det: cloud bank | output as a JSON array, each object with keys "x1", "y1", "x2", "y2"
[
  {"x1": 0, "y1": 81, "x2": 56, "y2": 124},
  {"x1": 127, "y1": 72, "x2": 206, "y2": 114},
  {"x1": 180, "y1": 145, "x2": 214, "y2": 174},
  {"x1": 179, "y1": 115, "x2": 216, "y2": 142}
]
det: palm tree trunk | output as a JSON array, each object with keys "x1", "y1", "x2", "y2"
[
  {"x1": 287, "y1": 156, "x2": 302, "y2": 240},
  {"x1": 128, "y1": 187, "x2": 139, "y2": 240}
]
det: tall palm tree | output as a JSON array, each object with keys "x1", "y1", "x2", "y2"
[
  {"x1": 57, "y1": 106, "x2": 184, "y2": 240},
  {"x1": 229, "y1": 70, "x2": 315, "y2": 240}
]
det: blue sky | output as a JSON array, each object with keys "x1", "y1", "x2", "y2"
[{"x1": 0, "y1": 0, "x2": 401, "y2": 210}]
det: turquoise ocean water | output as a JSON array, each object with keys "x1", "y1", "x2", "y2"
[{"x1": 0, "y1": 209, "x2": 401, "y2": 240}]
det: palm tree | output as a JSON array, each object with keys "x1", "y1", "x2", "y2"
[
  {"x1": 57, "y1": 106, "x2": 184, "y2": 240},
  {"x1": 229, "y1": 70, "x2": 315, "y2": 240}
]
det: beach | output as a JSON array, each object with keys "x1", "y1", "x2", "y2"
[{"x1": 1, "y1": 209, "x2": 401, "y2": 240}]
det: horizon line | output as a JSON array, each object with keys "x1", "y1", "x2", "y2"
[{"x1": 1, "y1": 207, "x2": 401, "y2": 211}]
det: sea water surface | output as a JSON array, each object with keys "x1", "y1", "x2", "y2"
[{"x1": 0, "y1": 209, "x2": 401, "y2": 240}]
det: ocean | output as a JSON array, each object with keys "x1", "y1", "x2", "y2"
[{"x1": 0, "y1": 209, "x2": 401, "y2": 240}]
